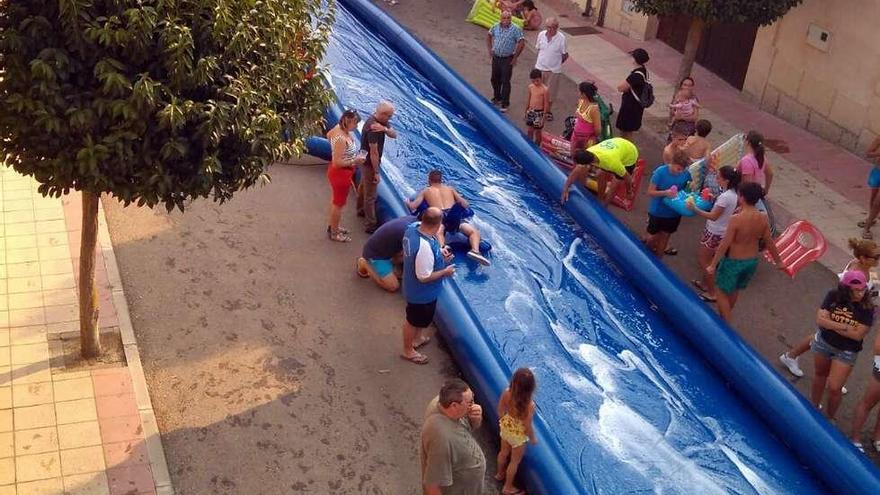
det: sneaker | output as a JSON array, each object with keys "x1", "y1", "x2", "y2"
[
  {"x1": 779, "y1": 353, "x2": 804, "y2": 377},
  {"x1": 466, "y1": 250, "x2": 491, "y2": 266}
]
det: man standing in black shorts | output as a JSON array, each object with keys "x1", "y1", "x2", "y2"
[{"x1": 401, "y1": 207, "x2": 455, "y2": 365}]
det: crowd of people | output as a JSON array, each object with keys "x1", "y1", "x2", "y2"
[{"x1": 320, "y1": 6, "x2": 880, "y2": 492}]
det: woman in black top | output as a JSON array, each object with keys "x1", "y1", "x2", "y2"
[
  {"x1": 810, "y1": 270, "x2": 874, "y2": 420},
  {"x1": 615, "y1": 48, "x2": 649, "y2": 139}
]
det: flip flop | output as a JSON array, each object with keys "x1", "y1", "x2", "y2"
[
  {"x1": 691, "y1": 279, "x2": 707, "y2": 292},
  {"x1": 356, "y1": 258, "x2": 369, "y2": 278},
  {"x1": 664, "y1": 247, "x2": 678, "y2": 256},
  {"x1": 698, "y1": 292, "x2": 717, "y2": 303},
  {"x1": 414, "y1": 336, "x2": 431, "y2": 349},
  {"x1": 400, "y1": 353, "x2": 429, "y2": 365}
]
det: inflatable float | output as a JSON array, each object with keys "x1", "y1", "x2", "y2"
[
  {"x1": 409, "y1": 199, "x2": 493, "y2": 255},
  {"x1": 662, "y1": 186, "x2": 714, "y2": 216},
  {"x1": 539, "y1": 133, "x2": 645, "y2": 211},
  {"x1": 466, "y1": 0, "x2": 524, "y2": 29}
]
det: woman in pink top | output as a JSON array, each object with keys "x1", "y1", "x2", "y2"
[
  {"x1": 737, "y1": 130, "x2": 773, "y2": 194},
  {"x1": 570, "y1": 81, "x2": 601, "y2": 152}
]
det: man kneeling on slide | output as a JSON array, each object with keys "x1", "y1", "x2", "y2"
[
  {"x1": 358, "y1": 215, "x2": 417, "y2": 292},
  {"x1": 406, "y1": 170, "x2": 491, "y2": 266}
]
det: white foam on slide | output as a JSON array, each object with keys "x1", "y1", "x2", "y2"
[
  {"x1": 479, "y1": 184, "x2": 562, "y2": 254},
  {"x1": 417, "y1": 97, "x2": 481, "y2": 173},
  {"x1": 558, "y1": 238, "x2": 774, "y2": 492}
]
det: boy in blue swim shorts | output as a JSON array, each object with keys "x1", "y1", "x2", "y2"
[{"x1": 860, "y1": 136, "x2": 880, "y2": 239}]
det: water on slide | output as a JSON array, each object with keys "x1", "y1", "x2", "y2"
[{"x1": 324, "y1": 6, "x2": 825, "y2": 493}]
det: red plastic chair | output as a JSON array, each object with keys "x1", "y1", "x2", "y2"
[{"x1": 765, "y1": 220, "x2": 827, "y2": 278}]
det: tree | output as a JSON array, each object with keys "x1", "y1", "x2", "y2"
[
  {"x1": 0, "y1": 0, "x2": 333, "y2": 357},
  {"x1": 630, "y1": 0, "x2": 803, "y2": 85}
]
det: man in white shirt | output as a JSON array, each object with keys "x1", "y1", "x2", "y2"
[{"x1": 534, "y1": 17, "x2": 568, "y2": 121}]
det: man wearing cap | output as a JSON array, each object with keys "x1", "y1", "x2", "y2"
[
  {"x1": 615, "y1": 47, "x2": 650, "y2": 140},
  {"x1": 487, "y1": 10, "x2": 525, "y2": 112},
  {"x1": 707, "y1": 182, "x2": 783, "y2": 322}
]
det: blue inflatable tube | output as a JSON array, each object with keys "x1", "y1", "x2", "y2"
[{"x1": 336, "y1": 0, "x2": 880, "y2": 493}]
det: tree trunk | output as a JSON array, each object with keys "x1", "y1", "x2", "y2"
[
  {"x1": 677, "y1": 17, "x2": 706, "y2": 87},
  {"x1": 79, "y1": 191, "x2": 101, "y2": 358}
]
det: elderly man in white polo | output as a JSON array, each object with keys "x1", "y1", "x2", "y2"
[{"x1": 534, "y1": 16, "x2": 568, "y2": 121}]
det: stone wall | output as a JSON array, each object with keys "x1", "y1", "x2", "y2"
[{"x1": 742, "y1": 0, "x2": 880, "y2": 153}]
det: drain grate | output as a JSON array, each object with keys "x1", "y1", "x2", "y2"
[{"x1": 561, "y1": 26, "x2": 600, "y2": 36}]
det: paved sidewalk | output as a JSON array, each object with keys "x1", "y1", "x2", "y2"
[
  {"x1": 0, "y1": 166, "x2": 171, "y2": 494},
  {"x1": 535, "y1": 0, "x2": 875, "y2": 270}
]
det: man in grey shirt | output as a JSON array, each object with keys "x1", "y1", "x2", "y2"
[{"x1": 420, "y1": 379, "x2": 486, "y2": 494}]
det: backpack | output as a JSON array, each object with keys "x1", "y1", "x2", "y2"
[{"x1": 630, "y1": 70, "x2": 654, "y2": 108}]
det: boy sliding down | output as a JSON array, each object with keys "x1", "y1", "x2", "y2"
[
  {"x1": 525, "y1": 68, "x2": 549, "y2": 145},
  {"x1": 406, "y1": 170, "x2": 491, "y2": 266}
]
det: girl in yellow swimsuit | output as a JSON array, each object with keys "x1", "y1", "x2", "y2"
[{"x1": 494, "y1": 368, "x2": 537, "y2": 495}]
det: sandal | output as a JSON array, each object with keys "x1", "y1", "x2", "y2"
[
  {"x1": 329, "y1": 229, "x2": 351, "y2": 243},
  {"x1": 327, "y1": 225, "x2": 350, "y2": 237},
  {"x1": 698, "y1": 292, "x2": 717, "y2": 303},
  {"x1": 400, "y1": 352, "x2": 429, "y2": 365},
  {"x1": 664, "y1": 247, "x2": 678, "y2": 256},
  {"x1": 356, "y1": 258, "x2": 370, "y2": 278},
  {"x1": 691, "y1": 279, "x2": 708, "y2": 292},
  {"x1": 414, "y1": 336, "x2": 431, "y2": 349}
]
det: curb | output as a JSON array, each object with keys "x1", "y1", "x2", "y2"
[{"x1": 96, "y1": 197, "x2": 175, "y2": 495}]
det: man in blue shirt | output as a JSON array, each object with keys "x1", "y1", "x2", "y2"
[
  {"x1": 357, "y1": 214, "x2": 416, "y2": 292},
  {"x1": 402, "y1": 207, "x2": 455, "y2": 365},
  {"x1": 644, "y1": 149, "x2": 691, "y2": 257},
  {"x1": 487, "y1": 10, "x2": 525, "y2": 112}
]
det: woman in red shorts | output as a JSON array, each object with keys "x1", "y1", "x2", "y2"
[{"x1": 326, "y1": 109, "x2": 365, "y2": 242}]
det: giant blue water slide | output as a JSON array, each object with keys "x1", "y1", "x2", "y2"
[{"x1": 310, "y1": 1, "x2": 880, "y2": 493}]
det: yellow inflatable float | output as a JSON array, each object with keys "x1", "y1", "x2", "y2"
[{"x1": 466, "y1": 0, "x2": 525, "y2": 29}]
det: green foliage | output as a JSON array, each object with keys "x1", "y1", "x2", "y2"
[
  {"x1": 629, "y1": 0, "x2": 803, "y2": 25},
  {"x1": 0, "y1": 0, "x2": 334, "y2": 211}
]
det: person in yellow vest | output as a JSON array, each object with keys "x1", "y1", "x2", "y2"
[{"x1": 560, "y1": 137, "x2": 638, "y2": 205}]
